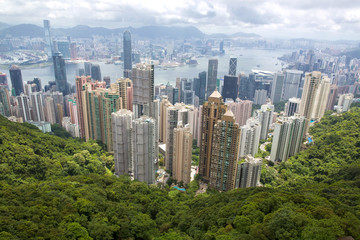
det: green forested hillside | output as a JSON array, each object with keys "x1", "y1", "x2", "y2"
[{"x1": 0, "y1": 109, "x2": 360, "y2": 239}]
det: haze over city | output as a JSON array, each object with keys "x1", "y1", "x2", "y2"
[{"x1": 1, "y1": 0, "x2": 360, "y2": 40}]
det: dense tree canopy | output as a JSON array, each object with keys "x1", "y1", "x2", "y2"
[{"x1": 0, "y1": 108, "x2": 359, "y2": 239}]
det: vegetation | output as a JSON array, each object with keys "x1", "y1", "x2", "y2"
[{"x1": 0, "y1": 107, "x2": 360, "y2": 239}]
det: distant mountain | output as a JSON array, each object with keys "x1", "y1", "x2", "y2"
[
  {"x1": 0, "y1": 23, "x2": 259, "y2": 39},
  {"x1": 0, "y1": 24, "x2": 43, "y2": 38},
  {"x1": 230, "y1": 32, "x2": 261, "y2": 38},
  {"x1": 0, "y1": 22, "x2": 11, "y2": 31}
]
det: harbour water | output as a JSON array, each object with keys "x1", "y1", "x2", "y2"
[{"x1": 0, "y1": 48, "x2": 290, "y2": 89}]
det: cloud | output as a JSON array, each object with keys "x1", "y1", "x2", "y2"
[{"x1": 0, "y1": 0, "x2": 359, "y2": 39}]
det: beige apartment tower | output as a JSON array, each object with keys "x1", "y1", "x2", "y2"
[{"x1": 173, "y1": 122, "x2": 192, "y2": 184}]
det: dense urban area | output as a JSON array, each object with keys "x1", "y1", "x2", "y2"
[{"x1": 0, "y1": 18, "x2": 359, "y2": 239}]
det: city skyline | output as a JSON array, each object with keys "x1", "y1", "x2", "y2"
[{"x1": 0, "y1": 0, "x2": 359, "y2": 40}]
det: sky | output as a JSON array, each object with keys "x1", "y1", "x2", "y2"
[{"x1": 1, "y1": 0, "x2": 360, "y2": 40}]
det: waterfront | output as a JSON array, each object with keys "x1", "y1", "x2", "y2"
[{"x1": 0, "y1": 48, "x2": 290, "y2": 89}]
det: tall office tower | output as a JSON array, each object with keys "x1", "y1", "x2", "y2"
[
  {"x1": 112, "y1": 109, "x2": 133, "y2": 177},
  {"x1": 225, "y1": 98, "x2": 252, "y2": 127},
  {"x1": 337, "y1": 93, "x2": 354, "y2": 112},
  {"x1": 17, "y1": 94, "x2": 31, "y2": 122},
  {"x1": 299, "y1": 72, "x2": 330, "y2": 134},
  {"x1": 70, "y1": 42, "x2": 77, "y2": 59},
  {"x1": 254, "y1": 103, "x2": 274, "y2": 140},
  {"x1": 235, "y1": 155, "x2": 262, "y2": 188},
  {"x1": 132, "y1": 116, "x2": 157, "y2": 184},
  {"x1": 209, "y1": 110, "x2": 240, "y2": 191},
  {"x1": 103, "y1": 76, "x2": 111, "y2": 88},
  {"x1": 0, "y1": 86, "x2": 11, "y2": 116},
  {"x1": 84, "y1": 62, "x2": 92, "y2": 76},
  {"x1": 132, "y1": 64, "x2": 154, "y2": 118},
  {"x1": 270, "y1": 72, "x2": 285, "y2": 103},
  {"x1": 165, "y1": 83, "x2": 174, "y2": 104},
  {"x1": 0, "y1": 72, "x2": 8, "y2": 88},
  {"x1": 326, "y1": 85, "x2": 338, "y2": 111},
  {"x1": 270, "y1": 114, "x2": 306, "y2": 162},
  {"x1": 123, "y1": 30, "x2": 132, "y2": 78},
  {"x1": 44, "y1": 96, "x2": 56, "y2": 124},
  {"x1": 53, "y1": 52, "x2": 69, "y2": 96},
  {"x1": 28, "y1": 77, "x2": 42, "y2": 92},
  {"x1": 43, "y1": 20, "x2": 53, "y2": 59},
  {"x1": 238, "y1": 118, "x2": 261, "y2": 157},
  {"x1": 9, "y1": 65, "x2": 24, "y2": 96},
  {"x1": 222, "y1": 75, "x2": 238, "y2": 101},
  {"x1": 75, "y1": 76, "x2": 92, "y2": 138},
  {"x1": 30, "y1": 92, "x2": 45, "y2": 122},
  {"x1": 199, "y1": 90, "x2": 227, "y2": 181},
  {"x1": 176, "y1": 78, "x2": 181, "y2": 102},
  {"x1": 198, "y1": 71, "x2": 207, "y2": 104},
  {"x1": 83, "y1": 88, "x2": 121, "y2": 151},
  {"x1": 91, "y1": 64, "x2": 102, "y2": 81},
  {"x1": 254, "y1": 89, "x2": 267, "y2": 105},
  {"x1": 229, "y1": 58, "x2": 237, "y2": 76},
  {"x1": 238, "y1": 74, "x2": 255, "y2": 100},
  {"x1": 181, "y1": 78, "x2": 195, "y2": 105},
  {"x1": 282, "y1": 70, "x2": 303, "y2": 100},
  {"x1": 57, "y1": 41, "x2": 71, "y2": 59},
  {"x1": 165, "y1": 103, "x2": 194, "y2": 174},
  {"x1": 285, "y1": 97, "x2": 301, "y2": 116},
  {"x1": 206, "y1": 59, "x2": 218, "y2": 99},
  {"x1": 51, "y1": 91, "x2": 65, "y2": 124},
  {"x1": 160, "y1": 96, "x2": 172, "y2": 143},
  {"x1": 115, "y1": 78, "x2": 132, "y2": 109},
  {"x1": 173, "y1": 122, "x2": 192, "y2": 184},
  {"x1": 219, "y1": 41, "x2": 224, "y2": 54}
]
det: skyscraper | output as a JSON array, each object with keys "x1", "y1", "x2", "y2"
[
  {"x1": 225, "y1": 98, "x2": 252, "y2": 127},
  {"x1": 84, "y1": 62, "x2": 92, "y2": 76},
  {"x1": 173, "y1": 122, "x2": 192, "y2": 185},
  {"x1": 160, "y1": 96, "x2": 172, "y2": 143},
  {"x1": 271, "y1": 72, "x2": 285, "y2": 103},
  {"x1": 53, "y1": 52, "x2": 69, "y2": 96},
  {"x1": 222, "y1": 75, "x2": 238, "y2": 101},
  {"x1": 91, "y1": 64, "x2": 102, "y2": 81},
  {"x1": 337, "y1": 93, "x2": 354, "y2": 112},
  {"x1": 238, "y1": 118, "x2": 261, "y2": 157},
  {"x1": 0, "y1": 72, "x2": 8, "y2": 88},
  {"x1": 180, "y1": 78, "x2": 195, "y2": 105},
  {"x1": 112, "y1": 109, "x2": 133, "y2": 177},
  {"x1": 123, "y1": 30, "x2": 132, "y2": 78},
  {"x1": 199, "y1": 90, "x2": 227, "y2": 181},
  {"x1": 284, "y1": 97, "x2": 301, "y2": 116},
  {"x1": 115, "y1": 78, "x2": 132, "y2": 110},
  {"x1": 0, "y1": 86, "x2": 11, "y2": 117},
  {"x1": 193, "y1": 71, "x2": 206, "y2": 104},
  {"x1": 75, "y1": 76, "x2": 92, "y2": 138},
  {"x1": 132, "y1": 116, "x2": 157, "y2": 184},
  {"x1": 209, "y1": 110, "x2": 240, "y2": 191},
  {"x1": 283, "y1": 70, "x2": 303, "y2": 101},
  {"x1": 43, "y1": 20, "x2": 53, "y2": 59},
  {"x1": 255, "y1": 103, "x2": 274, "y2": 140},
  {"x1": 206, "y1": 59, "x2": 218, "y2": 99},
  {"x1": 229, "y1": 58, "x2": 237, "y2": 76},
  {"x1": 235, "y1": 155, "x2": 262, "y2": 188},
  {"x1": 30, "y1": 92, "x2": 45, "y2": 122},
  {"x1": 299, "y1": 71, "x2": 330, "y2": 135},
  {"x1": 44, "y1": 96, "x2": 56, "y2": 124},
  {"x1": 57, "y1": 40, "x2": 71, "y2": 59},
  {"x1": 238, "y1": 74, "x2": 256, "y2": 100},
  {"x1": 326, "y1": 85, "x2": 338, "y2": 111},
  {"x1": 9, "y1": 65, "x2": 24, "y2": 96},
  {"x1": 270, "y1": 114, "x2": 306, "y2": 162},
  {"x1": 132, "y1": 64, "x2": 154, "y2": 118},
  {"x1": 17, "y1": 94, "x2": 31, "y2": 122},
  {"x1": 254, "y1": 89, "x2": 267, "y2": 105}
]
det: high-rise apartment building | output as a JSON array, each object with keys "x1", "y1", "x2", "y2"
[
  {"x1": 254, "y1": 89, "x2": 267, "y2": 105},
  {"x1": 132, "y1": 64, "x2": 154, "y2": 118},
  {"x1": 44, "y1": 96, "x2": 56, "y2": 124},
  {"x1": 337, "y1": 93, "x2": 354, "y2": 112},
  {"x1": 199, "y1": 90, "x2": 227, "y2": 181},
  {"x1": 160, "y1": 96, "x2": 172, "y2": 143},
  {"x1": 123, "y1": 31, "x2": 132, "y2": 78},
  {"x1": 282, "y1": 70, "x2": 303, "y2": 100},
  {"x1": 238, "y1": 118, "x2": 261, "y2": 157},
  {"x1": 225, "y1": 98, "x2": 252, "y2": 127},
  {"x1": 229, "y1": 58, "x2": 237, "y2": 76},
  {"x1": 115, "y1": 78, "x2": 132, "y2": 110},
  {"x1": 206, "y1": 59, "x2": 218, "y2": 99},
  {"x1": 299, "y1": 71, "x2": 330, "y2": 135},
  {"x1": 0, "y1": 86, "x2": 11, "y2": 117},
  {"x1": 255, "y1": 103, "x2": 274, "y2": 140},
  {"x1": 30, "y1": 92, "x2": 45, "y2": 122},
  {"x1": 53, "y1": 52, "x2": 69, "y2": 96},
  {"x1": 76, "y1": 76, "x2": 92, "y2": 138},
  {"x1": 132, "y1": 116, "x2": 157, "y2": 184},
  {"x1": 209, "y1": 110, "x2": 240, "y2": 191},
  {"x1": 112, "y1": 109, "x2": 133, "y2": 177},
  {"x1": 9, "y1": 65, "x2": 24, "y2": 96},
  {"x1": 0, "y1": 72, "x2": 7, "y2": 88},
  {"x1": 235, "y1": 155, "x2": 262, "y2": 188},
  {"x1": 326, "y1": 85, "x2": 338, "y2": 111},
  {"x1": 17, "y1": 94, "x2": 31, "y2": 122},
  {"x1": 173, "y1": 122, "x2": 192, "y2": 184},
  {"x1": 270, "y1": 114, "x2": 306, "y2": 162}
]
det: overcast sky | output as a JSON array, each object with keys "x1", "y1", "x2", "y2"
[{"x1": 1, "y1": 0, "x2": 360, "y2": 40}]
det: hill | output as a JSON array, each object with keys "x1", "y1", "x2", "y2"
[
  {"x1": 0, "y1": 24, "x2": 44, "y2": 38},
  {"x1": 0, "y1": 108, "x2": 359, "y2": 239}
]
